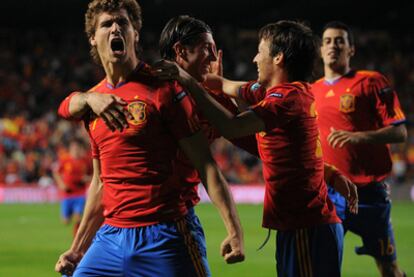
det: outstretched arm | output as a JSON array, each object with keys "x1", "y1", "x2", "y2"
[
  {"x1": 179, "y1": 131, "x2": 245, "y2": 264},
  {"x1": 153, "y1": 61, "x2": 264, "y2": 139},
  {"x1": 55, "y1": 158, "x2": 104, "y2": 276}
]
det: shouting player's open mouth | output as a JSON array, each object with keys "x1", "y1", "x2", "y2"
[{"x1": 110, "y1": 37, "x2": 125, "y2": 56}]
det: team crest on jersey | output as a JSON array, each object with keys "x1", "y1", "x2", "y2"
[
  {"x1": 339, "y1": 94, "x2": 355, "y2": 113},
  {"x1": 127, "y1": 101, "x2": 147, "y2": 125}
]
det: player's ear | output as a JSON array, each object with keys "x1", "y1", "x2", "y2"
[
  {"x1": 89, "y1": 36, "x2": 97, "y2": 47},
  {"x1": 134, "y1": 30, "x2": 139, "y2": 43},
  {"x1": 273, "y1": 52, "x2": 284, "y2": 66},
  {"x1": 348, "y1": 45, "x2": 355, "y2": 58},
  {"x1": 173, "y1": 42, "x2": 186, "y2": 61}
]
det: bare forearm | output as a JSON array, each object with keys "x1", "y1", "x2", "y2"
[
  {"x1": 201, "y1": 164, "x2": 242, "y2": 237},
  {"x1": 222, "y1": 78, "x2": 247, "y2": 99},
  {"x1": 357, "y1": 124, "x2": 407, "y2": 144},
  {"x1": 70, "y1": 180, "x2": 104, "y2": 254},
  {"x1": 183, "y1": 78, "x2": 238, "y2": 138},
  {"x1": 68, "y1": 92, "x2": 90, "y2": 119}
]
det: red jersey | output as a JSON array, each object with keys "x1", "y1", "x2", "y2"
[
  {"x1": 239, "y1": 81, "x2": 340, "y2": 231},
  {"x1": 176, "y1": 87, "x2": 258, "y2": 207},
  {"x1": 312, "y1": 70, "x2": 406, "y2": 185},
  {"x1": 57, "y1": 156, "x2": 90, "y2": 198},
  {"x1": 82, "y1": 63, "x2": 200, "y2": 227}
]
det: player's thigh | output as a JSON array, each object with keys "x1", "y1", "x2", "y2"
[
  {"x1": 74, "y1": 225, "x2": 124, "y2": 277},
  {"x1": 127, "y1": 212, "x2": 210, "y2": 277},
  {"x1": 276, "y1": 223, "x2": 343, "y2": 277},
  {"x1": 346, "y1": 201, "x2": 397, "y2": 261}
]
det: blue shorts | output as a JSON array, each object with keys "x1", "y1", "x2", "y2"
[
  {"x1": 276, "y1": 223, "x2": 343, "y2": 277},
  {"x1": 72, "y1": 208, "x2": 210, "y2": 277},
  {"x1": 61, "y1": 196, "x2": 86, "y2": 220},
  {"x1": 328, "y1": 181, "x2": 397, "y2": 262}
]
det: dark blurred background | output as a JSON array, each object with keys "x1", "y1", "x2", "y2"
[{"x1": 1, "y1": 0, "x2": 413, "y2": 189}]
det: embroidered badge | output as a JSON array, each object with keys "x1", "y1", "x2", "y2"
[
  {"x1": 339, "y1": 94, "x2": 355, "y2": 113},
  {"x1": 128, "y1": 101, "x2": 147, "y2": 125}
]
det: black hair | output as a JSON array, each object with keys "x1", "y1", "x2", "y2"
[
  {"x1": 258, "y1": 20, "x2": 318, "y2": 82},
  {"x1": 159, "y1": 15, "x2": 212, "y2": 60},
  {"x1": 321, "y1": 21, "x2": 355, "y2": 46}
]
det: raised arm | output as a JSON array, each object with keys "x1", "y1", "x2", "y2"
[
  {"x1": 55, "y1": 158, "x2": 104, "y2": 276},
  {"x1": 178, "y1": 131, "x2": 245, "y2": 264}
]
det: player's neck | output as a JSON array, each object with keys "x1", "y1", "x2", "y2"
[
  {"x1": 103, "y1": 58, "x2": 139, "y2": 87},
  {"x1": 324, "y1": 64, "x2": 351, "y2": 79},
  {"x1": 265, "y1": 70, "x2": 289, "y2": 90}
]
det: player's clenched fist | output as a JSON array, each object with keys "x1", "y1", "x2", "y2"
[
  {"x1": 220, "y1": 234, "x2": 245, "y2": 264},
  {"x1": 55, "y1": 250, "x2": 82, "y2": 276}
]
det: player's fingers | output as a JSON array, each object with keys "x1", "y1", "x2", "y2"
[
  {"x1": 224, "y1": 251, "x2": 245, "y2": 264},
  {"x1": 55, "y1": 259, "x2": 75, "y2": 273},
  {"x1": 337, "y1": 138, "x2": 347, "y2": 148},
  {"x1": 327, "y1": 131, "x2": 341, "y2": 146},
  {"x1": 220, "y1": 242, "x2": 231, "y2": 257},
  {"x1": 100, "y1": 113, "x2": 116, "y2": 132},
  {"x1": 109, "y1": 106, "x2": 129, "y2": 129},
  {"x1": 114, "y1": 104, "x2": 134, "y2": 121},
  {"x1": 105, "y1": 111, "x2": 124, "y2": 132},
  {"x1": 329, "y1": 135, "x2": 340, "y2": 148}
]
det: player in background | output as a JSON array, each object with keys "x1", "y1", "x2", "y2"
[
  {"x1": 52, "y1": 138, "x2": 91, "y2": 236},
  {"x1": 153, "y1": 20, "x2": 357, "y2": 277},
  {"x1": 312, "y1": 21, "x2": 407, "y2": 277},
  {"x1": 55, "y1": 1, "x2": 244, "y2": 276}
]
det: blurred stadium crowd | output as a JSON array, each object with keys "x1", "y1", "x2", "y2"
[{"x1": 0, "y1": 26, "x2": 413, "y2": 186}]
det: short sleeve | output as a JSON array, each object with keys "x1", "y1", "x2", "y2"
[
  {"x1": 57, "y1": 92, "x2": 79, "y2": 120},
  {"x1": 238, "y1": 81, "x2": 267, "y2": 105},
  {"x1": 367, "y1": 73, "x2": 406, "y2": 126},
  {"x1": 250, "y1": 90, "x2": 300, "y2": 131}
]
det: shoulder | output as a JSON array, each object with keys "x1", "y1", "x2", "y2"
[
  {"x1": 355, "y1": 70, "x2": 388, "y2": 83},
  {"x1": 265, "y1": 82, "x2": 308, "y2": 99},
  {"x1": 311, "y1": 77, "x2": 325, "y2": 87},
  {"x1": 87, "y1": 79, "x2": 106, "y2": 92}
]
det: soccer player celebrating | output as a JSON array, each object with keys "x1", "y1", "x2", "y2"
[
  {"x1": 52, "y1": 138, "x2": 91, "y2": 236},
  {"x1": 158, "y1": 15, "x2": 258, "y2": 222},
  {"x1": 312, "y1": 21, "x2": 407, "y2": 277},
  {"x1": 55, "y1": 0, "x2": 244, "y2": 276},
  {"x1": 153, "y1": 20, "x2": 351, "y2": 277}
]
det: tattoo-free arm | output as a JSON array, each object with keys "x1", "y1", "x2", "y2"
[
  {"x1": 55, "y1": 158, "x2": 104, "y2": 275},
  {"x1": 327, "y1": 124, "x2": 407, "y2": 148},
  {"x1": 179, "y1": 131, "x2": 245, "y2": 264}
]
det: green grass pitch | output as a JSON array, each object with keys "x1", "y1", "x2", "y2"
[{"x1": 0, "y1": 202, "x2": 412, "y2": 276}]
